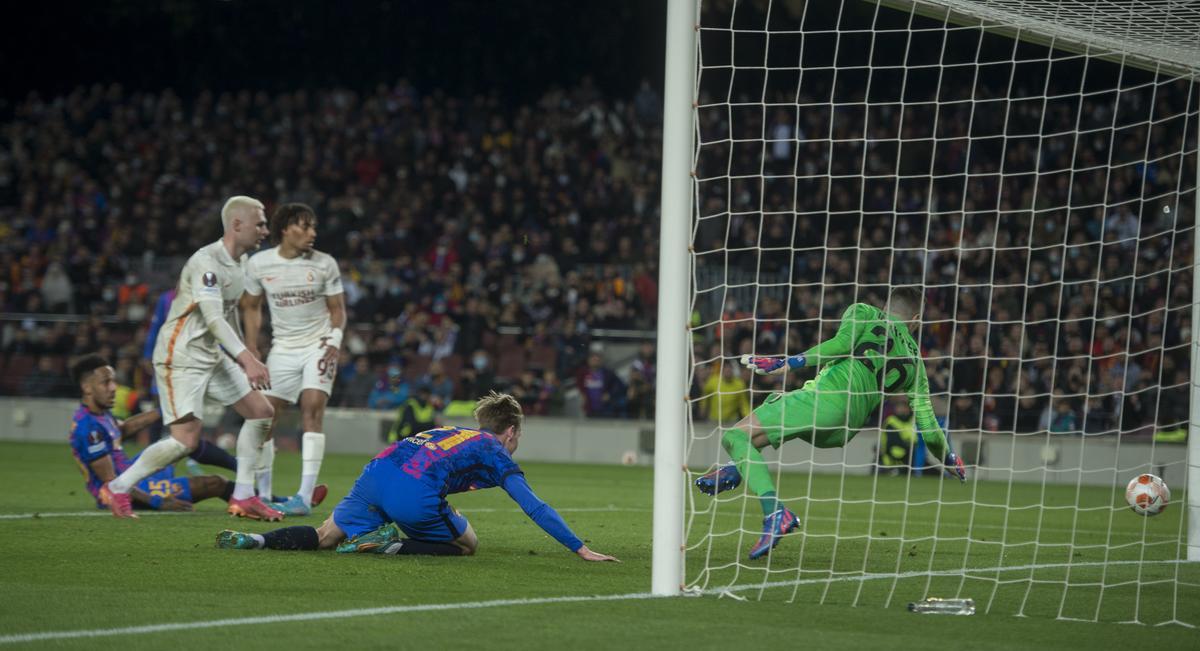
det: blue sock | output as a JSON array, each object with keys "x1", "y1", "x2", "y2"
[{"x1": 189, "y1": 439, "x2": 238, "y2": 472}]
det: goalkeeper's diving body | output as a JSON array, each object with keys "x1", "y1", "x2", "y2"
[{"x1": 696, "y1": 287, "x2": 966, "y2": 559}]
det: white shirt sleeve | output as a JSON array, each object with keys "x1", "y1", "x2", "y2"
[
  {"x1": 323, "y1": 256, "x2": 344, "y2": 297},
  {"x1": 197, "y1": 300, "x2": 248, "y2": 359},
  {"x1": 191, "y1": 265, "x2": 224, "y2": 304},
  {"x1": 244, "y1": 256, "x2": 264, "y2": 297}
]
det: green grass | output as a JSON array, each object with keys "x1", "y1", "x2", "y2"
[{"x1": 0, "y1": 440, "x2": 1195, "y2": 649}]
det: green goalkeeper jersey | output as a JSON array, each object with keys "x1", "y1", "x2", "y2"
[{"x1": 801, "y1": 303, "x2": 949, "y2": 460}]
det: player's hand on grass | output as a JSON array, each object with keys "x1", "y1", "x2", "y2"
[
  {"x1": 160, "y1": 496, "x2": 194, "y2": 511},
  {"x1": 740, "y1": 354, "x2": 804, "y2": 376},
  {"x1": 237, "y1": 350, "x2": 271, "y2": 390},
  {"x1": 944, "y1": 452, "x2": 966, "y2": 483},
  {"x1": 576, "y1": 545, "x2": 620, "y2": 562}
]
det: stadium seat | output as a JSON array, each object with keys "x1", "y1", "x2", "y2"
[
  {"x1": 480, "y1": 331, "x2": 497, "y2": 351},
  {"x1": 0, "y1": 355, "x2": 36, "y2": 394},
  {"x1": 440, "y1": 354, "x2": 464, "y2": 382},
  {"x1": 496, "y1": 348, "x2": 526, "y2": 381},
  {"x1": 529, "y1": 344, "x2": 558, "y2": 372},
  {"x1": 405, "y1": 354, "x2": 433, "y2": 381}
]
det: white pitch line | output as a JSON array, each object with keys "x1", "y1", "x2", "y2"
[
  {"x1": 0, "y1": 506, "x2": 632, "y2": 521},
  {"x1": 0, "y1": 510, "x2": 193, "y2": 520},
  {"x1": 0, "y1": 592, "x2": 664, "y2": 645},
  {"x1": 1, "y1": 559, "x2": 1193, "y2": 644},
  {"x1": 714, "y1": 558, "x2": 1197, "y2": 595}
]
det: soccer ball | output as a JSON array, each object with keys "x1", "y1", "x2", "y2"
[{"x1": 1125, "y1": 474, "x2": 1170, "y2": 517}]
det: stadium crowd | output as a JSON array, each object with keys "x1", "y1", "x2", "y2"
[
  {"x1": 689, "y1": 28, "x2": 1195, "y2": 439},
  {"x1": 0, "y1": 78, "x2": 664, "y2": 419},
  {"x1": 0, "y1": 56, "x2": 1194, "y2": 438}
]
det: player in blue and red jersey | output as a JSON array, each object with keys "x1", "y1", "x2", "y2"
[
  {"x1": 70, "y1": 354, "x2": 234, "y2": 513},
  {"x1": 217, "y1": 391, "x2": 619, "y2": 562}
]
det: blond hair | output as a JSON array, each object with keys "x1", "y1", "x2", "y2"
[
  {"x1": 220, "y1": 196, "x2": 265, "y2": 231},
  {"x1": 474, "y1": 391, "x2": 523, "y2": 433}
]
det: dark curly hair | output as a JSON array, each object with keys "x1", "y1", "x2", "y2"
[
  {"x1": 71, "y1": 354, "x2": 110, "y2": 387},
  {"x1": 269, "y1": 203, "x2": 316, "y2": 245}
]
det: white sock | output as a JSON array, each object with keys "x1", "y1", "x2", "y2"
[
  {"x1": 255, "y1": 439, "x2": 275, "y2": 498},
  {"x1": 249, "y1": 533, "x2": 266, "y2": 549},
  {"x1": 109, "y1": 437, "x2": 190, "y2": 493},
  {"x1": 299, "y1": 432, "x2": 325, "y2": 506},
  {"x1": 234, "y1": 418, "x2": 270, "y2": 500}
]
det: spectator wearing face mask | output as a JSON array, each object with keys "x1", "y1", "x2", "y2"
[{"x1": 461, "y1": 350, "x2": 496, "y2": 399}]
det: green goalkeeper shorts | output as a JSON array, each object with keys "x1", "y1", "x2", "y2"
[{"x1": 753, "y1": 380, "x2": 861, "y2": 449}]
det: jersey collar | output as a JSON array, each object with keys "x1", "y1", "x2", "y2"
[{"x1": 211, "y1": 240, "x2": 240, "y2": 267}]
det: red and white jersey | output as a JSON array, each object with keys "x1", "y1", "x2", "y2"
[
  {"x1": 244, "y1": 247, "x2": 343, "y2": 348},
  {"x1": 152, "y1": 240, "x2": 248, "y2": 368}
]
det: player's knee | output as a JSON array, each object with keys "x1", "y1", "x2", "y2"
[
  {"x1": 246, "y1": 399, "x2": 275, "y2": 421},
  {"x1": 173, "y1": 427, "x2": 201, "y2": 451}
]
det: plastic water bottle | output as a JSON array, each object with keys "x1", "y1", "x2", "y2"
[{"x1": 907, "y1": 598, "x2": 975, "y2": 615}]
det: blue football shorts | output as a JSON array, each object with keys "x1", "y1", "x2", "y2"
[
  {"x1": 137, "y1": 465, "x2": 192, "y2": 504},
  {"x1": 333, "y1": 458, "x2": 468, "y2": 541}
]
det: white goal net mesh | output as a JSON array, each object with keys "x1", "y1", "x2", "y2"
[{"x1": 684, "y1": 0, "x2": 1199, "y2": 625}]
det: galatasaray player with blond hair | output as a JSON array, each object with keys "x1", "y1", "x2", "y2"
[
  {"x1": 238, "y1": 203, "x2": 345, "y2": 515},
  {"x1": 101, "y1": 196, "x2": 281, "y2": 520}
]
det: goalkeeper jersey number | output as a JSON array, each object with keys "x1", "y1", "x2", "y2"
[{"x1": 800, "y1": 303, "x2": 947, "y2": 459}]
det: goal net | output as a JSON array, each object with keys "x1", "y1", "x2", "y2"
[{"x1": 682, "y1": 0, "x2": 1199, "y2": 625}]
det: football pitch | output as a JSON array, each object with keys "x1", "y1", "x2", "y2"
[{"x1": 0, "y1": 440, "x2": 1195, "y2": 650}]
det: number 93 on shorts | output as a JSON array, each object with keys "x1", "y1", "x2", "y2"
[{"x1": 264, "y1": 342, "x2": 337, "y2": 403}]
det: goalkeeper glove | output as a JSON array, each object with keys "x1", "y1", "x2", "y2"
[
  {"x1": 739, "y1": 354, "x2": 806, "y2": 376},
  {"x1": 944, "y1": 451, "x2": 966, "y2": 482}
]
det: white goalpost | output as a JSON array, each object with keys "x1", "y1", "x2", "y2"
[{"x1": 653, "y1": 0, "x2": 1200, "y2": 625}]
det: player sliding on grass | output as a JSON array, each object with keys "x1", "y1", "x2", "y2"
[
  {"x1": 69, "y1": 355, "x2": 235, "y2": 512},
  {"x1": 217, "y1": 391, "x2": 619, "y2": 562},
  {"x1": 696, "y1": 286, "x2": 966, "y2": 560}
]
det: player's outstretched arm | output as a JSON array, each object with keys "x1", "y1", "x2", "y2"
[
  {"x1": 502, "y1": 473, "x2": 619, "y2": 562},
  {"x1": 118, "y1": 410, "x2": 161, "y2": 437},
  {"x1": 744, "y1": 304, "x2": 872, "y2": 375},
  {"x1": 576, "y1": 545, "x2": 620, "y2": 562},
  {"x1": 740, "y1": 353, "x2": 806, "y2": 376},
  {"x1": 908, "y1": 364, "x2": 965, "y2": 482}
]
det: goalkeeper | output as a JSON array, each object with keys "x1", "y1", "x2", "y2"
[{"x1": 695, "y1": 286, "x2": 966, "y2": 560}]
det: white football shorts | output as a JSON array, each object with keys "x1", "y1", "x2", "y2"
[
  {"x1": 155, "y1": 355, "x2": 252, "y2": 425},
  {"x1": 263, "y1": 342, "x2": 337, "y2": 404}
]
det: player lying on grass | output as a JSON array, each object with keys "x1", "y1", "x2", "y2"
[
  {"x1": 70, "y1": 354, "x2": 233, "y2": 512},
  {"x1": 217, "y1": 391, "x2": 619, "y2": 562},
  {"x1": 696, "y1": 286, "x2": 966, "y2": 560}
]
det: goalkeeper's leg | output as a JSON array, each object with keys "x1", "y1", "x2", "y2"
[{"x1": 714, "y1": 387, "x2": 853, "y2": 514}]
